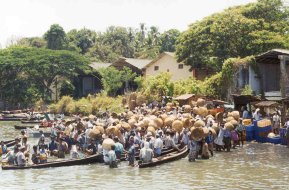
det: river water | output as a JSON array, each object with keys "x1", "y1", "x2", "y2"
[{"x1": 1, "y1": 121, "x2": 289, "y2": 190}]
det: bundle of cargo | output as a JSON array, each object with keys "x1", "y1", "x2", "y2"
[
  {"x1": 230, "y1": 119, "x2": 239, "y2": 128},
  {"x1": 229, "y1": 111, "x2": 240, "y2": 121},
  {"x1": 193, "y1": 120, "x2": 205, "y2": 128},
  {"x1": 190, "y1": 127, "x2": 205, "y2": 141},
  {"x1": 197, "y1": 107, "x2": 208, "y2": 117},
  {"x1": 242, "y1": 119, "x2": 252, "y2": 126},
  {"x1": 226, "y1": 116, "x2": 235, "y2": 123},
  {"x1": 172, "y1": 120, "x2": 184, "y2": 133},
  {"x1": 153, "y1": 118, "x2": 164, "y2": 129},
  {"x1": 183, "y1": 105, "x2": 192, "y2": 113},
  {"x1": 267, "y1": 132, "x2": 281, "y2": 144},
  {"x1": 94, "y1": 125, "x2": 105, "y2": 134},
  {"x1": 257, "y1": 119, "x2": 272, "y2": 127},
  {"x1": 196, "y1": 98, "x2": 206, "y2": 107},
  {"x1": 102, "y1": 138, "x2": 115, "y2": 150},
  {"x1": 88, "y1": 128, "x2": 101, "y2": 139},
  {"x1": 136, "y1": 94, "x2": 146, "y2": 106},
  {"x1": 208, "y1": 127, "x2": 217, "y2": 136},
  {"x1": 164, "y1": 116, "x2": 175, "y2": 127},
  {"x1": 120, "y1": 122, "x2": 131, "y2": 132},
  {"x1": 212, "y1": 123, "x2": 220, "y2": 135},
  {"x1": 224, "y1": 122, "x2": 234, "y2": 131},
  {"x1": 106, "y1": 126, "x2": 121, "y2": 137},
  {"x1": 147, "y1": 126, "x2": 156, "y2": 136}
]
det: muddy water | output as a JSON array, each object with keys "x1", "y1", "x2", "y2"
[{"x1": 1, "y1": 121, "x2": 289, "y2": 190}]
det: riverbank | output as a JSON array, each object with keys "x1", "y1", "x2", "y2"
[{"x1": 0, "y1": 124, "x2": 288, "y2": 190}]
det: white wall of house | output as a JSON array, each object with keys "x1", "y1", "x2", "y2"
[
  {"x1": 144, "y1": 54, "x2": 194, "y2": 81},
  {"x1": 249, "y1": 66, "x2": 261, "y2": 95}
]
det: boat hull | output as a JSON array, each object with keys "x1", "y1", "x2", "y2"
[
  {"x1": 138, "y1": 146, "x2": 188, "y2": 168},
  {"x1": 2, "y1": 154, "x2": 104, "y2": 170}
]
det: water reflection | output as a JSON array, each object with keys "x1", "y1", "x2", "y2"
[{"x1": 1, "y1": 122, "x2": 289, "y2": 190}]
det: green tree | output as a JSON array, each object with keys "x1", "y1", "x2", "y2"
[
  {"x1": 160, "y1": 29, "x2": 181, "y2": 52},
  {"x1": 44, "y1": 24, "x2": 66, "y2": 50},
  {"x1": 67, "y1": 28, "x2": 96, "y2": 54},
  {"x1": 176, "y1": 0, "x2": 289, "y2": 71},
  {"x1": 99, "y1": 67, "x2": 137, "y2": 96},
  {"x1": 60, "y1": 80, "x2": 75, "y2": 97},
  {"x1": 0, "y1": 47, "x2": 89, "y2": 105},
  {"x1": 17, "y1": 37, "x2": 47, "y2": 48}
]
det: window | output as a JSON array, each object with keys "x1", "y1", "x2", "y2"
[
  {"x1": 154, "y1": 66, "x2": 159, "y2": 71},
  {"x1": 178, "y1": 64, "x2": 184, "y2": 69}
]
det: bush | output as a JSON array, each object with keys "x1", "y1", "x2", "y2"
[{"x1": 48, "y1": 93, "x2": 124, "y2": 115}]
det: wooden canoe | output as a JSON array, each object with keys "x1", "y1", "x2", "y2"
[
  {"x1": 14, "y1": 125, "x2": 45, "y2": 130},
  {"x1": 21, "y1": 120, "x2": 42, "y2": 124},
  {"x1": 2, "y1": 140, "x2": 16, "y2": 147},
  {"x1": 1, "y1": 153, "x2": 104, "y2": 170},
  {"x1": 0, "y1": 118, "x2": 25, "y2": 121},
  {"x1": 138, "y1": 146, "x2": 188, "y2": 168},
  {"x1": 120, "y1": 145, "x2": 181, "y2": 161}
]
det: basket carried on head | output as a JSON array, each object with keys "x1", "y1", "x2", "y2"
[
  {"x1": 172, "y1": 120, "x2": 183, "y2": 133},
  {"x1": 190, "y1": 127, "x2": 204, "y2": 141},
  {"x1": 102, "y1": 138, "x2": 115, "y2": 150}
]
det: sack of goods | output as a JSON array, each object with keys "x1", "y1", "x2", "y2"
[
  {"x1": 40, "y1": 153, "x2": 47, "y2": 161},
  {"x1": 172, "y1": 120, "x2": 184, "y2": 133},
  {"x1": 257, "y1": 119, "x2": 272, "y2": 128},
  {"x1": 242, "y1": 119, "x2": 252, "y2": 126},
  {"x1": 102, "y1": 138, "x2": 115, "y2": 150},
  {"x1": 190, "y1": 127, "x2": 205, "y2": 141},
  {"x1": 225, "y1": 122, "x2": 234, "y2": 131},
  {"x1": 88, "y1": 128, "x2": 101, "y2": 139}
]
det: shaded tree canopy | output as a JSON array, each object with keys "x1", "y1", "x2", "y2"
[
  {"x1": 0, "y1": 47, "x2": 89, "y2": 105},
  {"x1": 44, "y1": 24, "x2": 66, "y2": 50},
  {"x1": 176, "y1": 0, "x2": 289, "y2": 71}
]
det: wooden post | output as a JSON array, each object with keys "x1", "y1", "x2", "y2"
[{"x1": 278, "y1": 55, "x2": 289, "y2": 124}]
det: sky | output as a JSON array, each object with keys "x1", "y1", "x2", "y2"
[{"x1": 0, "y1": 0, "x2": 256, "y2": 48}]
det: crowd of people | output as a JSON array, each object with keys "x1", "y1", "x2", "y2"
[
  {"x1": 1, "y1": 99, "x2": 253, "y2": 169},
  {"x1": 2, "y1": 98, "x2": 289, "y2": 171}
]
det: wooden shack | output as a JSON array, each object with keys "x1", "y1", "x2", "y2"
[{"x1": 174, "y1": 94, "x2": 195, "y2": 106}]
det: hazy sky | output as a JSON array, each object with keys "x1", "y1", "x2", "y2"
[{"x1": 0, "y1": 0, "x2": 256, "y2": 47}]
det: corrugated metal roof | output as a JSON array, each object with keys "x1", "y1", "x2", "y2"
[
  {"x1": 124, "y1": 58, "x2": 152, "y2": 69},
  {"x1": 174, "y1": 94, "x2": 195, "y2": 100},
  {"x1": 90, "y1": 62, "x2": 111, "y2": 70},
  {"x1": 256, "y1": 49, "x2": 289, "y2": 64},
  {"x1": 255, "y1": 101, "x2": 279, "y2": 107},
  {"x1": 256, "y1": 49, "x2": 289, "y2": 57}
]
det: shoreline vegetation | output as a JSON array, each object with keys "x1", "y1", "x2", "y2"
[{"x1": 0, "y1": 0, "x2": 288, "y2": 110}]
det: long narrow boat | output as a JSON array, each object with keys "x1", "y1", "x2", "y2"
[
  {"x1": 14, "y1": 125, "x2": 45, "y2": 130},
  {"x1": 21, "y1": 120, "x2": 42, "y2": 124},
  {"x1": 1, "y1": 153, "x2": 104, "y2": 170},
  {"x1": 3, "y1": 140, "x2": 14, "y2": 144},
  {"x1": 2, "y1": 140, "x2": 16, "y2": 147},
  {"x1": 138, "y1": 146, "x2": 188, "y2": 168},
  {"x1": 0, "y1": 118, "x2": 25, "y2": 121},
  {"x1": 120, "y1": 145, "x2": 181, "y2": 161}
]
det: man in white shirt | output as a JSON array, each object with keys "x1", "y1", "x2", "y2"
[
  {"x1": 154, "y1": 134, "x2": 163, "y2": 157},
  {"x1": 17, "y1": 146, "x2": 26, "y2": 166},
  {"x1": 272, "y1": 112, "x2": 280, "y2": 134}
]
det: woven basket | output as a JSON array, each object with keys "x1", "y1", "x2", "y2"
[
  {"x1": 197, "y1": 98, "x2": 206, "y2": 107},
  {"x1": 102, "y1": 138, "x2": 115, "y2": 150},
  {"x1": 172, "y1": 120, "x2": 184, "y2": 133}
]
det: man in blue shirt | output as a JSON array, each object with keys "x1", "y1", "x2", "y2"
[
  {"x1": 223, "y1": 129, "x2": 231, "y2": 152},
  {"x1": 242, "y1": 106, "x2": 250, "y2": 119}
]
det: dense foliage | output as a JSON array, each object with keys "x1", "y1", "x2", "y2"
[
  {"x1": 98, "y1": 67, "x2": 137, "y2": 96},
  {"x1": 176, "y1": 0, "x2": 289, "y2": 71},
  {"x1": 49, "y1": 94, "x2": 124, "y2": 115},
  {"x1": 0, "y1": 47, "x2": 89, "y2": 107}
]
